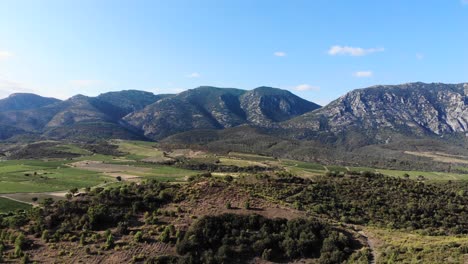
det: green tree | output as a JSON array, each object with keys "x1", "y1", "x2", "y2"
[
  {"x1": 160, "y1": 227, "x2": 170, "y2": 243},
  {"x1": 41, "y1": 230, "x2": 49, "y2": 242},
  {"x1": 134, "y1": 231, "x2": 143, "y2": 243},
  {"x1": 79, "y1": 233, "x2": 86, "y2": 246},
  {"x1": 105, "y1": 232, "x2": 114, "y2": 250}
]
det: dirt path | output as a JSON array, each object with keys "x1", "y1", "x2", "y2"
[
  {"x1": 0, "y1": 195, "x2": 35, "y2": 206},
  {"x1": 358, "y1": 230, "x2": 380, "y2": 264}
]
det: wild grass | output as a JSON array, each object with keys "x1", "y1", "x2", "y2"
[
  {"x1": 377, "y1": 169, "x2": 468, "y2": 181},
  {"x1": 367, "y1": 227, "x2": 468, "y2": 264}
]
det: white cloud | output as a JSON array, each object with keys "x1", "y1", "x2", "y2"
[
  {"x1": 353, "y1": 71, "x2": 373, "y2": 78},
  {"x1": 187, "y1": 72, "x2": 201, "y2": 78},
  {"x1": 328, "y1": 45, "x2": 384, "y2": 56},
  {"x1": 274, "y1": 51, "x2": 287, "y2": 57},
  {"x1": 69, "y1": 79, "x2": 102, "y2": 87},
  {"x1": 294, "y1": 84, "x2": 320, "y2": 92},
  {"x1": 0, "y1": 51, "x2": 13, "y2": 60}
]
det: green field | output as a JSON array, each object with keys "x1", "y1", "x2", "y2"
[
  {"x1": 109, "y1": 165, "x2": 198, "y2": 182},
  {"x1": 325, "y1": 165, "x2": 348, "y2": 173},
  {"x1": 228, "y1": 152, "x2": 276, "y2": 162},
  {"x1": 0, "y1": 160, "x2": 113, "y2": 193},
  {"x1": 218, "y1": 157, "x2": 266, "y2": 167},
  {"x1": 281, "y1": 159, "x2": 326, "y2": 170},
  {"x1": 0, "y1": 197, "x2": 32, "y2": 213},
  {"x1": 377, "y1": 168, "x2": 468, "y2": 181},
  {"x1": 114, "y1": 140, "x2": 163, "y2": 160}
]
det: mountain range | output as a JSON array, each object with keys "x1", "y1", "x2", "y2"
[{"x1": 1, "y1": 82, "x2": 467, "y2": 167}]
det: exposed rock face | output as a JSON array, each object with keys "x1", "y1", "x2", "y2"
[
  {"x1": 240, "y1": 87, "x2": 320, "y2": 125},
  {"x1": 123, "y1": 86, "x2": 320, "y2": 140},
  {"x1": 285, "y1": 82, "x2": 468, "y2": 136}
]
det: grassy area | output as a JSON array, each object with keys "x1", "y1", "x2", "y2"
[
  {"x1": 377, "y1": 168, "x2": 468, "y2": 181},
  {"x1": 0, "y1": 161, "x2": 113, "y2": 193},
  {"x1": 51, "y1": 144, "x2": 93, "y2": 155},
  {"x1": 281, "y1": 159, "x2": 326, "y2": 170},
  {"x1": 129, "y1": 165, "x2": 198, "y2": 182},
  {"x1": 74, "y1": 154, "x2": 119, "y2": 162},
  {"x1": 367, "y1": 227, "x2": 468, "y2": 263},
  {"x1": 1, "y1": 193, "x2": 66, "y2": 205},
  {"x1": 0, "y1": 197, "x2": 32, "y2": 213},
  {"x1": 0, "y1": 159, "x2": 71, "y2": 168},
  {"x1": 218, "y1": 157, "x2": 265, "y2": 167},
  {"x1": 114, "y1": 140, "x2": 163, "y2": 160},
  {"x1": 348, "y1": 166, "x2": 377, "y2": 172},
  {"x1": 325, "y1": 165, "x2": 348, "y2": 173},
  {"x1": 228, "y1": 152, "x2": 276, "y2": 162}
]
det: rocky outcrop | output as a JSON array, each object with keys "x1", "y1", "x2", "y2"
[{"x1": 284, "y1": 82, "x2": 468, "y2": 136}]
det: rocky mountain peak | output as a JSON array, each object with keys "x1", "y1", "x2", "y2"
[{"x1": 285, "y1": 82, "x2": 468, "y2": 138}]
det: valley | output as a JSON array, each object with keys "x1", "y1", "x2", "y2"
[{"x1": 0, "y1": 140, "x2": 466, "y2": 263}]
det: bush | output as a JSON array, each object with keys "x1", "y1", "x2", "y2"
[
  {"x1": 176, "y1": 214, "x2": 354, "y2": 263},
  {"x1": 134, "y1": 231, "x2": 143, "y2": 243}
]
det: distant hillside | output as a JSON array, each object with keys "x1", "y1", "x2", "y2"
[
  {"x1": 97, "y1": 90, "x2": 171, "y2": 117},
  {"x1": 0, "y1": 87, "x2": 320, "y2": 141},
  {"x1": 123, "y1": 86, "x2": 320, "y2": 139},
  {"x1": 0, "y1": 93, "x2": 60, "y2": 112},
  {"x1": 0, "y1": 91, "x2": 161, "y2": 141}
]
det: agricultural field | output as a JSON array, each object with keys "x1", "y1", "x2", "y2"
[
  {"x1": 0, "y1": 160, "x2": 112, "y2": 193},
  {"x1": 0, "y1": 197, "x2": 32, "y2": 213},
  {"x1": 227, "y1": 151, "x2": 277, "y2": 161},
  {"x1": 113, "y1": 139, "x2": 165, "y2": 160},
  {"x1": 376, "y1": 168, "x2": 468, "y2": 181}
]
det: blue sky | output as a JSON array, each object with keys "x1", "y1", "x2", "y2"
[{"x1": 0, "y1": 0, "x2": 467, "y2": 105}]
